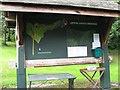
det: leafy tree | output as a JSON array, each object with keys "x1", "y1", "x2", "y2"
[
  {"x1": 0, "y1": 12, "x2": 14, "y2": 45},
  {"x1": 108, "y1": 17, "x2": 120, "y2": 49},
  {"x1": 0, "y1": 11, "x2": 8, "y2": 45}
]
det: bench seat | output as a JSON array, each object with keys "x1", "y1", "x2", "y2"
[{"x1": 28, "y1": 73, "x2": 76, "y2": 89}]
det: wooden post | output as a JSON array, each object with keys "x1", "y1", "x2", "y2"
[
  {"x1": 17, "y1": 46, "x2": 26, "y2": 89},
  {"x1": 16, "y1": 14, "x2": 26, "y2": 89},
  {"x1": 100, "y1": 44, "x2": 111, "y2": 89},
  {"x1": 99, "y1": 18, "x2": 114, "y2": 89}
]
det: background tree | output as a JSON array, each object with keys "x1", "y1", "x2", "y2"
[
  {"x1": 108, "y1": 17, "x2": 120, "y2": 49},
  {"x1": 0, "y1": 12, "x2": 7, "y2": 45},
  {"x1": 0, "y1": 11, "x2": 15, "y2": 46}
]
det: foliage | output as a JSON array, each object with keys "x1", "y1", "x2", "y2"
[
  {"x1": 0, "y1": 12, "x2": 3, "y2": 44},
  {"x1": 117, "y1": 1, "x2": 120, "y2": 4},
  {"x1": 108, "y1": 18, "x2": 120, "y2": 49},
  {"x1": 0, "y1": 12, "x2": 15, "y2": 45},
  {"x1": 0, "y1": 11, "x2": 7, "y2": 45}
]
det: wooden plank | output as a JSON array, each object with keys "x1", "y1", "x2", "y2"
[
  {"x1": 1, "y1": 0, "x2": 119, "y2": 11},
  {"x1": 5, "y1": 17, "x2": 15, "y2": 21},
  {"x1": 0, "y1": 4, "x2": 120, "y2": 17},
  {"x1": 5, "y1": 12, "x2": 16, "y2": 28},
  {"x1": 28, "y1": 73, "x2": 76, "y2": 81},
  {"x1": 25, "y1": 57, "x2": 103, "y2": 67},
  {"x1": 80, "y1": 67, "x2": 106, "y2": 72}
]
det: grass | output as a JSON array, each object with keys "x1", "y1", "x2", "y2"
[
  {"x1": 0, "y1": 42, "x2": 119, "y2": 88},
  {"x1": 109, "y1": 50, "x2": 119, "y2": 83}
]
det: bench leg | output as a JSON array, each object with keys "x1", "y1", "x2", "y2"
[
  {"x1": 68, "y1": 78, "x2": 75, "y2": 90},
  {"x1": 29, "y1": 81, "x2": 32, "y2": 90}
]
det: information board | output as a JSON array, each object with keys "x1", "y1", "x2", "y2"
[{"x1": 25, "y1": 17, "x2": 98, "y2": 60}]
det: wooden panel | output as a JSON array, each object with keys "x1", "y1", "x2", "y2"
[
  {"x1": 0, "y1": 4, "x2": 120, "y2": 17},
  {"x1": 25, "y1": 57, "x2": 103, "y2": 67}
]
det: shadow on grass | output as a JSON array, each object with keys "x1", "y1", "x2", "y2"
[{"x1": 1, "y1": 41, "x2": 16, "y2": 47}]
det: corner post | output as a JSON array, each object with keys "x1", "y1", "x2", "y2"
[
  {"x1": 17, "y1": 46, "x2": 26, "y2": 89},
  {"x1": 16, "y1": 14, "x2": 26, "y2": 89},
  {"x1": 100, "y1": 44, "x2": 111, "y2": 89}
]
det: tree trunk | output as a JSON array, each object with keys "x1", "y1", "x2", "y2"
[
  {"x1": 3, "y1": 28, "x2": 7, "y2": 45},
  {"x1": 8, "y1": 28, "x2": 11, "y2": 41}
]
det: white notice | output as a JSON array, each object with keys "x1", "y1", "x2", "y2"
[
  {"x1": 67, "y1": 46, "x2": 87, "y2": 57},
  {"x1": 93, "y1": 34, "x2": 100, "y2": 42},
  {"x1": 92, "y1": 42, "x2": 101, "y2": 49},
  {"x1": 92, "y1": 33, "x2": 101, "y2": 49}
]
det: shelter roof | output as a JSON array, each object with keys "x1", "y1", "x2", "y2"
[{"x1": 0, "y1": 0, "x2": 120, "y2": 11}]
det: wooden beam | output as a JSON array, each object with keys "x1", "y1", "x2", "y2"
[
  {"x1": 16, "y1": 14, "x2": 24, "y2": 45},
  {"x1": 5, "y1": 17, "x2": 16, "y2": 21},
  {"x1": 5, "y1": 12, "x2": 16, "y2": 28},
  {"x1": 104, "y1": 18, "x2": 115, "y2": 45},
  {"x1": 26, "y1": 57, "x2": 103, "y2": 67},
  {"x1": 98, "y1": 18, "x2": 114, "y2": 62},
  {"x1": 101, "y1": 18, "x2": 115, "y2": 47},
  {"x1": 0, "y1": 4, "x2": 120, "y2": 17}
]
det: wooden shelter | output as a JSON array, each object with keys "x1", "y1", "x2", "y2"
[{"x1": 0, "y1": 0, "x2": 120, "y2": 89}]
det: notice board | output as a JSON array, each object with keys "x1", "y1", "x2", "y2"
[{"x1": 25, "y1": 16, "x2": 99, "y2": 60}]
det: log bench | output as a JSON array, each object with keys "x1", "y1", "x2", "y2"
[{"x1": 28, "y1": 73, "x2": 76, "y2": 89}]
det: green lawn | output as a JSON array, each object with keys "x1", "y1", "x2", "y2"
[{"x1": 0, "y1": 42, "x2": 119, "y2": 88}]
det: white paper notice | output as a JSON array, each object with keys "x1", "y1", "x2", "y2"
[
  {"x1": 67, "y1": 46, "x2": 87, "y2": 57},
  {"x1": 92, "y1": 42, "x2": 101, "y2": 49},
  {"x1": 92, "y1": 33, "x2": 101, "y2": 49},
  {"x1": 93, "y1": 34, "x2": 100, "y2": 42}
]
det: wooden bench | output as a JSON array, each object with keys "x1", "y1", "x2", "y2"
[{"x1": 28, "y1": 73, "x2": 76, "y2": 89}]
